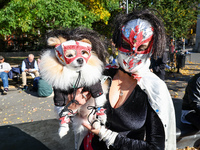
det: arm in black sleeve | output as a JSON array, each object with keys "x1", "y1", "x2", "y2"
[
  {"x1": 87, "y1": 81, "x2": 103, "y2": 98},
  {"x1": 159, "y1": 52, "x2": 168, "y2": 70},
  {"x1": 53, "y1": 88, "x2": 69, "y2": 106},
  {"x1": 113, "y1": 104, "x2": 165, "y2": 150},
  {"x1": 188, "y1": 75, "x2": 200, "y2": 115},
  {"x1": 152, "y1": 52, "x2": 167, "y2": 73}
]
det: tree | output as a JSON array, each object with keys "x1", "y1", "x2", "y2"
[
  {"x1": 0, "y1": 0, "x2": 120, "y2": 51},
  {"x1": 128, "y1": 0, "x2": 200, "y2": 39},
  {"x1": 0, "y1": 0, "x2": 97, "y2": 36},
  {"x1": 87, "y1": 0, "x2": 121, "y2": 38},
  {"x1": 1, "y1": 0, "x2": 199, "y2": 52}
]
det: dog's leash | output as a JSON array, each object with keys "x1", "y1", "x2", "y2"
[
  {"x1": 59, "y1": 70, "x2": 105, "y2": 127},
  {"x1": 87, "y1": 106, "x2": 105, "y2": 127},
  {"x1": 59, "y1": 71, "x2": 81, "y2": 118}
]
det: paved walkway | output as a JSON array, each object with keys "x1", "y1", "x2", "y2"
[
  {"x1": 0, "y1": 88, "x2": 75, "y2": 150},
  {"x1": 0, "y1": 51, "x2": 200, "y2": 150}
]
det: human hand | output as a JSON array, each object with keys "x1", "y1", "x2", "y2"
[
  {"x1": 67, "y1": 88, "x2": 91, "y2": 111},
  {"x1": 83, "y1": 122, "x2": 118, "y2": 148},
  {"x1": 28, "y1": 68, "x2": 33, "y2": 72},
  {"x1": 4, "y1": 71, "x2": 9, "y2": 73},
  {"x1": 82, "y1": 121, "x2": 100, "y2": 135}
]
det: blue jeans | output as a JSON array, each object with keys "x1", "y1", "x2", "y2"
[{"x1": 0, "y1": 72, "x2": 9, "y2": 88}]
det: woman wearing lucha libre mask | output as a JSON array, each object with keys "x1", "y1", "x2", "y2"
[{"x1": 78, "y1": 9, "x2": 176, "y2": 150}]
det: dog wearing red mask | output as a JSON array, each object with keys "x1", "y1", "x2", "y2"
[{"x1": 39, "y1": 28, "x2": 109, "y2": 149}]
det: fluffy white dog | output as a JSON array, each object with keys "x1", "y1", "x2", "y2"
[{"x1": 39, "y1": 28, "x2": 109, "y2": 149}]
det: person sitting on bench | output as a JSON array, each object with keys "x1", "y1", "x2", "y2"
[
  {"x1": 181, "y1": 73, "x2": 200, "y2": 130},
  {"x1": 0, "y1": 55, "x2": 11, "y2": 95},
  {"x1": 21, "y1": 54, "x2": 39, "y2": 90}
]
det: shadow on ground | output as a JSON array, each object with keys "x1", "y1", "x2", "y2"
[
  {"x1": 0, "y1": 125, "x2": 49, "y2": 150},
  {"x1": 0, "y1": 119, "x2": 75, "y2": 150},
  {"x1": 165, "y1": 72, "x2": 192, "y2": 82},
  {"x1": 165, "y1": 72, "x2": 191, "y2": 95}
]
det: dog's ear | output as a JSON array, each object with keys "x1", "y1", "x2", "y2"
[
  {"x1": 58, "y1": 36, "x2": 67, "y2": 43},
  {"x1": 47, "y1": 37, "x2": 61, "y2": 46},
  {"x1": 80, "y1": 38, "x2": 92, "y2": 45},
  {"x1": 47, "y1": 36, "x2": 67, "y2": 46}
]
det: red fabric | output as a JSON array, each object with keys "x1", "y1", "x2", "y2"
[
  {"x1": 96, "y1": 108, "x2": 106, "y2": 116},
  {"x1": 105, "y1": 64, "x2": 118, "y2": 69},
  {"x1": 83, "y1": 132, "x2": 94, "y2": 150},
  {"x1": 59, "y1": 116, "x2": 70, "y2": 124},
  {"x1": 131, "y1": 73, "x2": 142, "y2": 81}
]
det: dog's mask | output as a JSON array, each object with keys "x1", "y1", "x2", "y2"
[{"x1": 55, "y1": 40, "x2": 92, "y2": 70}]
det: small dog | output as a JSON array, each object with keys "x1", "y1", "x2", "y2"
[{"x1": 39, "y1": 28, "x2": 109, "y2": 149}]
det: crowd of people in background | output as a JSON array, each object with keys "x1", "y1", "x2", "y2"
[{"x1": 0, "y1": 53, "x2": 53, "y2": 97}]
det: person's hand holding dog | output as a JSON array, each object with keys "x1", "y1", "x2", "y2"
[
  {"x1": 82, "y1": 122, "x2": 118, "y2": 148},
  {"x1": 66, "y1": 87, "x2": 102, "y2": 135},
  {"x1": 67, "y1": 88, "x2": 91, "y2": 111},
  {"x1": 82, "y1": 121, "x2": 100, "y2": 135}
]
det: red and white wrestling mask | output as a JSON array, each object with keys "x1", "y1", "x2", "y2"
[
  {"x1": 118, "y1": 19, "x2": 154, "y2": 73},
  {"x1": 55, "y1": 40, "x2": 91, "y2": 69}
]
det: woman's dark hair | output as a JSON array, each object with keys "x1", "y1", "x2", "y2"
[{"x1": 112, "y1": 9, "x2": 166, "y2": 59}]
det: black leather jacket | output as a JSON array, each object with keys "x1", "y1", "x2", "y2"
[{"x1": 182, "y1": 73, "x2": 200, "y2": 115}]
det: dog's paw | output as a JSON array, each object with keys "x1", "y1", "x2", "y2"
[
  {"x1": 58, "y1": 125, "x2": 69, "y2": 138},
  {"x1": 98, "y1": 114, "x2": 107, "y2": 125},
  {"x1": 92, "y1": 120, "x2": 101, "y2": 129}
]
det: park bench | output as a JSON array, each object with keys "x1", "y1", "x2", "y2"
[
  {"x1": 8, "y1": 65, "x2": 35, "y2": 85},
  {"x1": 0, "y1": 65, "x2": 21, "y2": 92},
  {"x1": 0, "y1": 66, "x2": 37, "y2": 93}
]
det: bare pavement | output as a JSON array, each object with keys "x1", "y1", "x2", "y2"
[
  {"x1": 0, "y1": 51, "x2": 200, "y2": 150},
  {"x1": 0, "y1": 88, "x2": 75, "y2": 150}
]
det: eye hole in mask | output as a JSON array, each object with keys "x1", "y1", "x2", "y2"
[
  {"x1": 121, "y1": 38, "x2": 150, "y2": 54},
  {"x1": 137, "y1": 42, "x2": 149, "y2": 52},
  {"x1": 81, "y1": 50, "x2": 90, "y2": 58},
  {"x1": 121, "y1": 39, "x2": 131, "y2": 51},
  {"x1": 65, "y1": 49, "x2": 77, "y2": 58}
]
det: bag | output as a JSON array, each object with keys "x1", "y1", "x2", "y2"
[
  {"x1": 37, "y1": 78, "x2": 53, "y2": 97},
  {"x1": 8, "y1": 67, "x2": 22, "y2": 79},
  {"x1": 33, "y1": 76, "x2": 41, "y2": 90}
]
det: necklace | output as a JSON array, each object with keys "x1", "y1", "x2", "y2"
[{"x1": 118, "y1": 74, "x2": 136, "y2": 96}]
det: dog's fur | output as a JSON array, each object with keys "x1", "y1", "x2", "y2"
[{"x1": 39, "y1": 28, "x2": 109, "y2": 149}]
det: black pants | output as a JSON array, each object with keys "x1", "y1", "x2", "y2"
[{"x1": 185, "y1": 111, "x2": 200, "y2": 130}]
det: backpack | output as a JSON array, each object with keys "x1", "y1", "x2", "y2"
[{"x1": 37, "y1": 78, "x2": 53, "y2": 97}]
